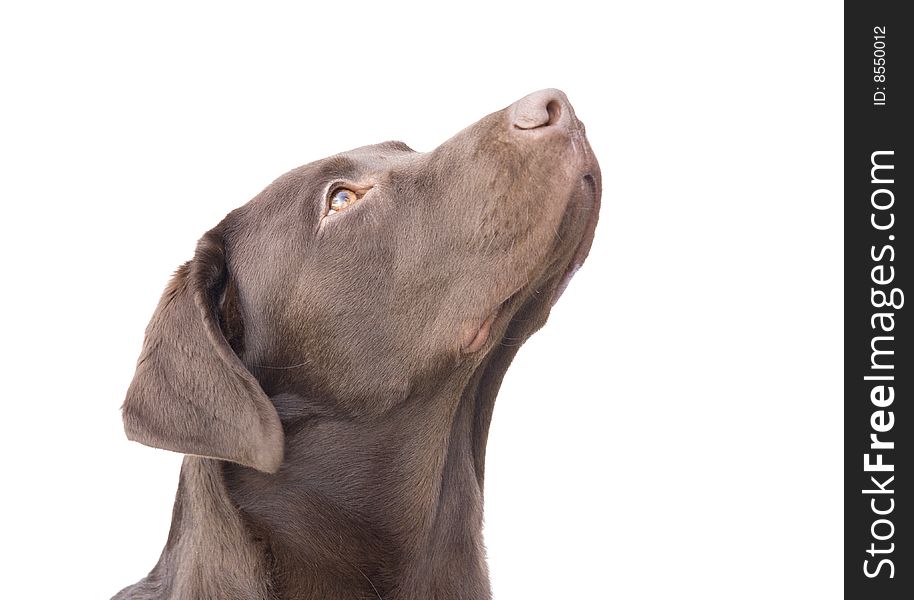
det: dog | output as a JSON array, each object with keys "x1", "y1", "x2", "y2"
[{"x1": 114, "y1": 89, "x2": 601, "y2": 600}]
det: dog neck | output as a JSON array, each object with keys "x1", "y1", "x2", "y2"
[{"x1": 118, "y1": 343, "x2": 523, "y2": 600}]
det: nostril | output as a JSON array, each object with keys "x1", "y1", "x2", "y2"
[
  {"x1": 545, "y1": 100, "x2": 562, "y2": 127},
  {"x1": 511, "y1": 89, "x2": 570, "y2": 131}
]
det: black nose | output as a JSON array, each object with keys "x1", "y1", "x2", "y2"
[{"x1": 510, "y1": 88, "x2": 574, "y2": 131}]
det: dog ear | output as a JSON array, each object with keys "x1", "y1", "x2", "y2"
[{"x1": 122, "y1": 227, "x2": 284, "y2": 473}]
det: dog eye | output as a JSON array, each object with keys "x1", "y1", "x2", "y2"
[{"x1": 328, "y1": 188, "x2": 359, "y2": 215}]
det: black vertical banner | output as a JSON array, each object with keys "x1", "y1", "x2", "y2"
[{"x1": 846, "y1": 2, "x2": 911, "y2": 597}]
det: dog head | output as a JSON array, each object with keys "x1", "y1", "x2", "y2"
[{"x1": 122, "y1": 89, "x2": 601, "y2": 472}]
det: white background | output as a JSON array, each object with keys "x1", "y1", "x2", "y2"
[{"x1": 0, "y1": 1, "x2": 842, "y2": 598}]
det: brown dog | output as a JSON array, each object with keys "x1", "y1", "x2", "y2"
[{"x1": 115, "y1": 89, "x2": 601, "y2": 600}]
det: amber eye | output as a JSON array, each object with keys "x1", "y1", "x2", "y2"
[{"x1": 328, "y1": 188, "x2": 359, "y2": 215}]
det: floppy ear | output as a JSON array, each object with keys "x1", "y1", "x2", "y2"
[{"x1": 122, "y1": 227, "x2": 284, "y2": 473}]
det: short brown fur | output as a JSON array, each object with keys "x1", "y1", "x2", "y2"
[{"x1": 115, "y1": 89, "x2": 601, "y2": 600}]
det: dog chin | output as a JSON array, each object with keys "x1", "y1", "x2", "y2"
[{"x1": 551, "y1": 172, "x2": 600, "y2": 306}]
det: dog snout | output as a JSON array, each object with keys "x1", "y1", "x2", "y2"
[{"x1": 510, "y1": 88, "x2": 576, "y2": 132}]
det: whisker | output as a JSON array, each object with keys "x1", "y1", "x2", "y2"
[
  {"x1": 499, "y1": 340, "x2": 525, "y2": 348},
  {"x1": 354, "y1": 564, "x2": 384, "y2": 600},
  {"x1": 253, "y1": 361, "x2": 309, "y2": 370}
]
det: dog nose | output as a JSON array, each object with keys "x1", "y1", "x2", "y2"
[{"x1": 510, "y1": 88, "x2": 575, "y2": 131}]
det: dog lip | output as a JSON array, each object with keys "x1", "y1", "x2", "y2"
[
  {"x1": 550, "y1": 173, "x2": 600, "y2": 306},
  {"x1": 462, "y1": 309, "x2": 497, "y2": 354}
]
